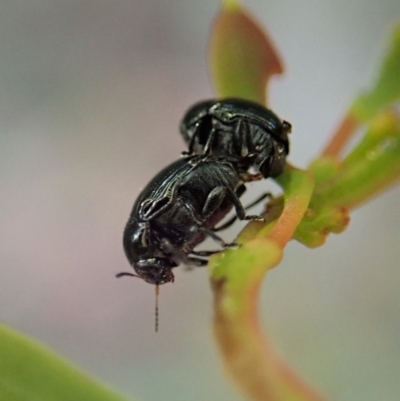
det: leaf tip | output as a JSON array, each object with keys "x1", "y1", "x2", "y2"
[{"x1": 221, "y1": 0, "x2": 240, "y2": 12}]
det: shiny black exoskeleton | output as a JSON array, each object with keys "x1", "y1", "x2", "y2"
[
  {"x1": 120, "y1": 157, "x2": 263, "y2": 285},
  {"x1": 180, "y1": 98, "x2": 291, "y2": 179}
]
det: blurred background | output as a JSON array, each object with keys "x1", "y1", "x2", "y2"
[{"x1": 1, "y1": 1, "x2": 399, "y2": 400}]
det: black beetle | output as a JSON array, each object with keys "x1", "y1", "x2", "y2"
[
  {"x1": 117, "y1": 157, "x2": 264, "y2": 286},
  {"x1": 180, "y1": 98, "x2": 291, "y2": 179}
]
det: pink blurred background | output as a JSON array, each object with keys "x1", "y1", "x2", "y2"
[{"x1": 1, "y1": 1, "x2": 399, "y2": 400}]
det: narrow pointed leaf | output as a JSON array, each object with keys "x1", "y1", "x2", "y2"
[
  {"x1": 351, "y1": 24, "x2": 400, "y2": 121},
  {"x1": 315, "y1": 112, "x2": 400, "y2": 209},
  {"x1": 0, "y1": 323, "x2": 132, "y2": 401}
]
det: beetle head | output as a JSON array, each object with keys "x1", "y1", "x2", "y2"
[
  {"x1": 134, "y1": 258, "x2": 175, "y2": 285},
  {"x1": 275, "y1": 120, "x2": 291, "y2": 155},
  {"x1": 257, "y1": 141, "x2": 288, "y2": 178}
]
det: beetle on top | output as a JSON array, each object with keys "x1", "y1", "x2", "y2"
[{"x1": 180, "y1": 98, "x2": 291, "y2": 181}]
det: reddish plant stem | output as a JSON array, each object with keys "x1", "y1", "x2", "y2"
[{"x1": 322, "y1": 112, "x2": 360, "y2": 158}]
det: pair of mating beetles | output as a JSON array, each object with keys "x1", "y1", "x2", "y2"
[{"x1": 118, "y1": 98, "x2": 291, "y2": 287}]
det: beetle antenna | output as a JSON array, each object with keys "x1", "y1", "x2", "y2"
[
  {"x1": 155, "y1": 284, "x2": 159, "y2": 333},
  {"x1": 115, "y1": 272, "x2": 140, "y2": 279}
]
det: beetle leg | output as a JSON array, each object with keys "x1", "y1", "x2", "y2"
[
  {"x1": 244, "y1": 192, "x2": 272, "y2": 210},
  {"x1": 186, "y1": 119, "x2": 216, "y2": 157},
  {"x1": 213, "y1": 192, "x2": 271, "y2": 231},
  {"x1": 186, "y1": 123, "x2": 200, "y2": 155},
  {"x1": 212, "y1": 215, "x2": 239, "y2": 232},
  {"x1": 232, "y1": 118, "x2": 250, "y2": 158},
  {"x1": 211, "y1": 184, "x2": 244, "y2": 232},
  {"x1": 198, "y1": 227, "x2": 238, "y2": 249},
  {"x1": 201, "y1": 186, "x2": 226, "y2": 220},
  {"x1": 243, "y1": 214, "x2": 265, "y2": 222},
  {"x1": 159, "y1": 238, "x2": 194, "y2": 266},
  {"x1": 180, "y1": 150, "x2": 192, "y2": 158},
  {"x1": 190, "y1": 250, "x2": 221, "y2": 257},
  {"x1": 202, "y1": 126, "x2": 218, "y2": 156},
  {"x1": 227, "y1": 188, "x2": 265, "y2": 222},
  {"x1": 186, "y1": 257, "x2": 208, "y2": 267}
]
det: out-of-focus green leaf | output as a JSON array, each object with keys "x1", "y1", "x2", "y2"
[
  {"x1": 209, "y1": 0, "x2": 283, "y2": 105},
  {"x1": 351, "y1": 24, "x2": 400, "y2": 121},
  {"x1": 314, "y1": 112, "x2": 400, "y2": 209},
  {"x1": 0, "y1": 323, "x2": 132, "y2": 401},
  {"x1": 343, "y1": 111, "x2": 400, "y2": 166}
]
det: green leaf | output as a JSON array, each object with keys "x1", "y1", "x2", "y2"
[
  {"x1": 209, "y1": 1, "x2": 283, "y2": 104},
  {"x1": 351, "y1": 24, "x2": 400, "y2": 121},
  {"x1": 314, "y1": 112, "x2": 400, "y2": 209},
  {"x1": 0, "y1": 323, "x2": 132, "y2": 401}
]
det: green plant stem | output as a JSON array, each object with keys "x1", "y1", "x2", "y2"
[{"x1": 210, "y1": 168, "x2": 323, "y2": 401}]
